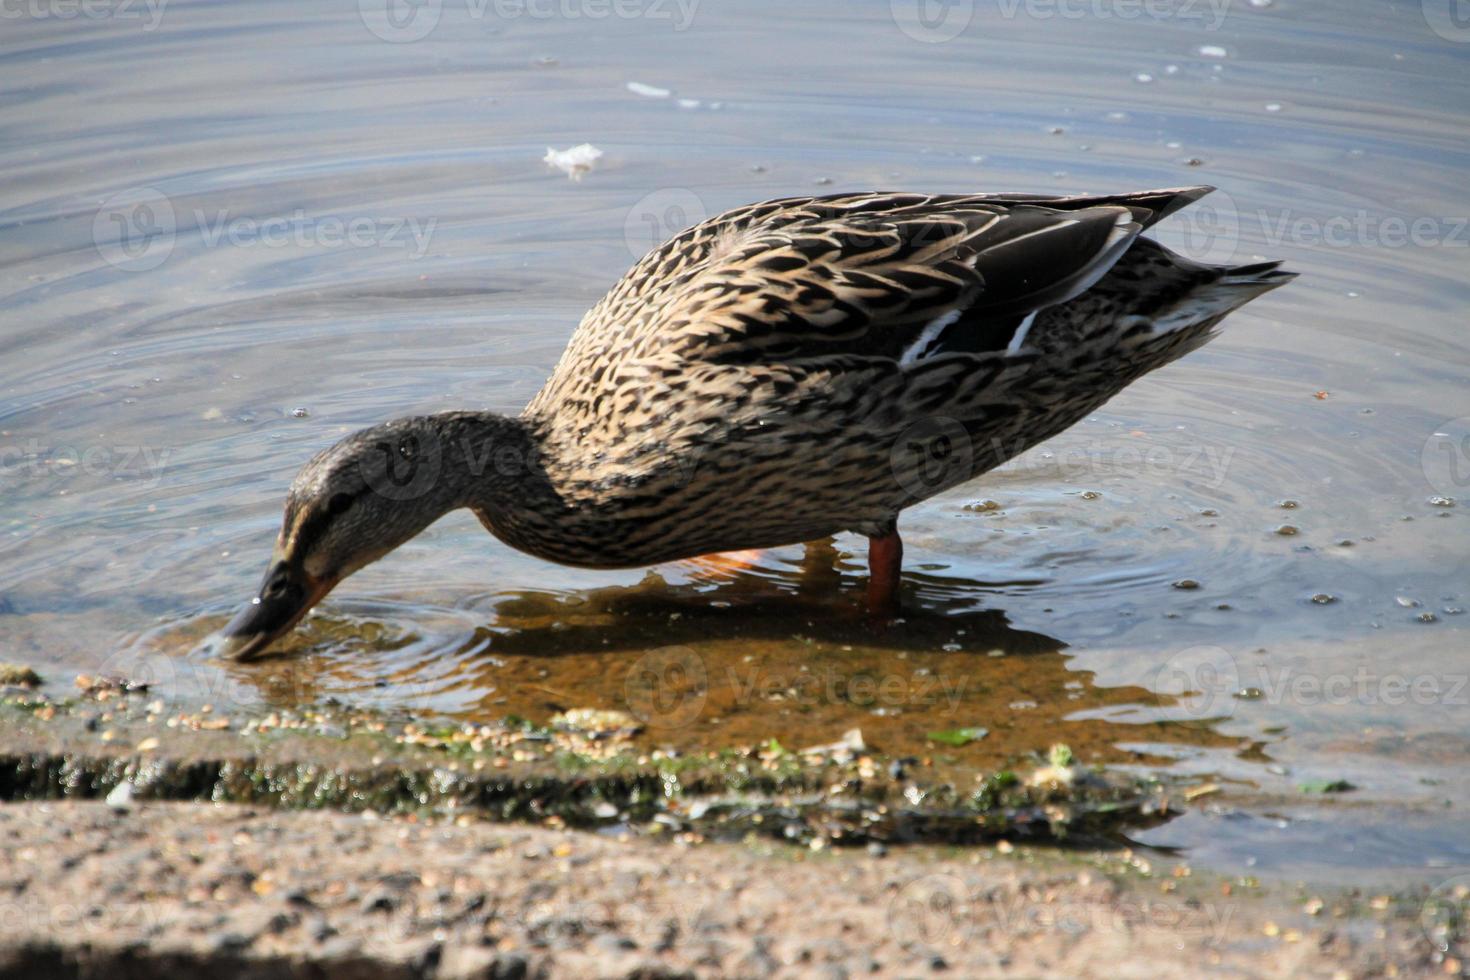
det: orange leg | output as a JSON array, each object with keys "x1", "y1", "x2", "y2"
[{"x1": 866, "y1": 528, "x2": 904, "y2": 619}]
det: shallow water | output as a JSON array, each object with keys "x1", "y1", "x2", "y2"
[{"x1": 2, "y1": 0, "x2": 1468, "y2": 877}]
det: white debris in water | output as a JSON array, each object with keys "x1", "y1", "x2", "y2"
[
  {"x1": 626, "y1": 81, "x2": 671, "y2": 98},
  {"x1": 543, "y1": 143, "x2": 603, "y2": 180},
  {"x1": 1198, "y1": 44, "x2": 1228, "y2": 58}
]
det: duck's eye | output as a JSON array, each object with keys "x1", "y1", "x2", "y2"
[
  {"x1": 264, "y1": 572, "x2": 291, "y2": 598},
  {"x1": 397, "y1": 437, "x2": 418, "y2": 461},
  {"x1": 327, "y1": 492, "x2": 354, "y2": 516}
]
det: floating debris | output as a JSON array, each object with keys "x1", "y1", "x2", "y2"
[
  {"x1": 1274, "y1": 525, "x2": 1300, "y2": 536},
  {"x1": 1310, "y1": 593, "x2": 1337, "y2": 604},
  {"x1": 926, "y1": 727, "x2": 988, "y2": 747},
  {"x1": 543, "y1": 143, "x2": 603, "y2": 181},
  {"x1": 1172, "y1": 579, "x2": 1201, "y2": 590},
  {"x1": 1298, "y1": 779, "x2": 1355, "y2": 794},
  {"x1": 1429, "y1": 496, "x2": 1456, "y2": 507},
  {"x1": 290, "y1": 407, "x2": 310, "y2": 418},
  {"x1": 626, "y1": 81, "x2": 671, "y2": 99}
]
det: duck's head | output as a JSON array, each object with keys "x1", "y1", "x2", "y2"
[{"x1": 216, "y1": 413, "x2": 511, "y2": 661}]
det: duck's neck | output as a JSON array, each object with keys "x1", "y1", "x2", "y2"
[{"x1": 424, "y1": 410, "x2": 552, "y2": 513}]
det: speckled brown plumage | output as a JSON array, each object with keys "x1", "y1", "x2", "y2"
[
  {"x1": 221, "y1": 185, "x2": 1294, "y2": 658},
  {"x1": 499, "y1": 186, "x2": 1293, "y2": 568}
]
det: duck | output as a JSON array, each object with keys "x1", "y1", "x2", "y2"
[{"x1": 218, "y1": 185, "x2": 1293, "y2": 660}]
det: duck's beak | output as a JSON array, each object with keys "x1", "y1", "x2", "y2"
[{"x1": 216, "y1": 563, "x2": 336, "y2": 662}]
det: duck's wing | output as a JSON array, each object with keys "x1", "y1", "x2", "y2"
[{"x1": 536, "y1": 190, "x2": 1217, "y2": 400}]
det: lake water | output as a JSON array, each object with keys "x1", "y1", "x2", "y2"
[{"x1": 2, "y1": 0, "x2": 1468, "y2": 880}]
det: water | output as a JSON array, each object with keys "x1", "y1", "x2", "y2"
[{"x1": 2, "y1": 0, "x2": 1468, "y2": 878}]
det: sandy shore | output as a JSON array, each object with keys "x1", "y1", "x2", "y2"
[{"x1": 0, "y1": 799, "x2": 1450, "y2": 979}]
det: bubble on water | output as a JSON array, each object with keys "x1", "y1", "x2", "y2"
[
  {"x1": 1278, "y1": 499, "x2": 1300, "y2": 509},
  {"x1": 1105, "y1": 111, "x2": 1130, "y2": 122},
  {"x1": 1310, "y1": 593, "x2": 1336, "y2": 605},
  {"x1": 1166, "y1": 140, "x2": 1182, "y2": 149},
  {"x1": 1248, "y1": 0, "x2": 1273, "y2": 7},
  {"x1": 1198, "y1": 44, "x2": 1228, "y2": 59},
  {"x1": 1265, "y1": 103, "x2": 1283, "y2": 113},
  {"x1": 1134, "y1": 72, "x2": 1155, "y2": 84},
  {"x1": 1079, "y1": 490, "x2": 1102, "y2": 500},
  {"x1": 291, "y1": 407, "x2": 310, "y2": 418},
  {"x1": 1164, "y1": 64, "x2": 1180, "y2": 75},
  {"x1": 1396, "y1": 596, "x2": 1421, "y2": 608},
  {"x1": 1430, "y1": 496, "x2": 1456, "y2": 507},
  {"x1": 1418, "y1": 612, "x2": 1439, "y2": 623}
]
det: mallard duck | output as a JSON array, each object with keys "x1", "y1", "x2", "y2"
[{"x1": 218, "y1": 185, "x2": 1292, "y2": 660}]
